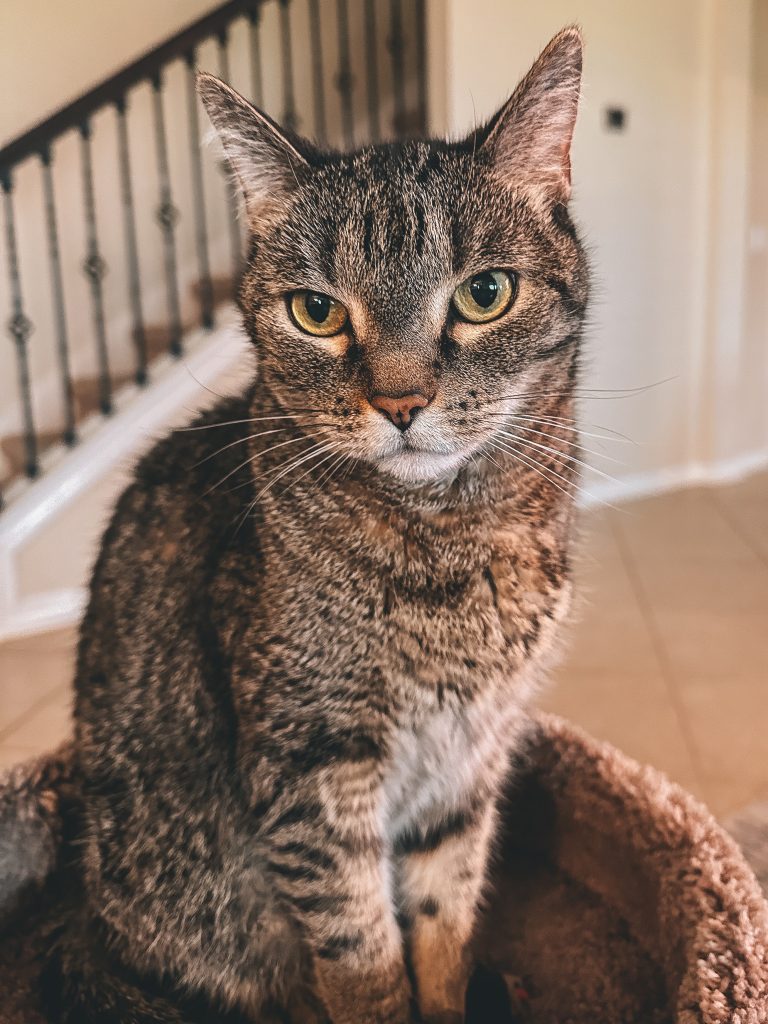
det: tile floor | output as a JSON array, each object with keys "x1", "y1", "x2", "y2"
[{"x1": 1, "y1": 471, "x2": 766, "y2": 820}]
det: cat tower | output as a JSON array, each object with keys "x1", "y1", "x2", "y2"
[{"x1": 1, "y1": 712, "x2": 766, "y2": 1023}]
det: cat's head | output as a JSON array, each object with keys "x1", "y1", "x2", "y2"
[{"x1": 199, "y1": 27, "x2": 588, "y2": 485}]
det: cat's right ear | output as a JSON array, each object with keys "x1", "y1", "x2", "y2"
[{"x1": 197, "y1": 73, "x2": 309, "y2": 218}]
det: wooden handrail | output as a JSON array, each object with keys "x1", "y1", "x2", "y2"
[{"x1": 0, "y1": 0, "x2": 260, "y2": 174}]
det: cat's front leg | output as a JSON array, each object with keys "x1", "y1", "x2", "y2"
[
  {"x1": 263, "y1": 761, "x2": 413, "y2": 1024},
  {"x1": 396, "y1": 799, "x2": 497, "y2": 1024}
]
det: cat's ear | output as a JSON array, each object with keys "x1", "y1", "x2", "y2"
[
  {"x1": 477, "y1": 26, "x2": 583, "y2": 201},
  {"x1": 197, "y1": 73, "x2": 309, "y2": 217}
]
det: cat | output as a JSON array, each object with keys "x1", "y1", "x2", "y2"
[{"x1": 47, "y1": 25, "x2": 588, "y2": 1024}]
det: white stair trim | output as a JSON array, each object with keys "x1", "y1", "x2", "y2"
[{"x1": 0, "y1": 311, "x2": 251, "y2": 641}]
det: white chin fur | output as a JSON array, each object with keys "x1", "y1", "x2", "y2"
[{"x1": 375, "y1": 449, "x2": 468, "y2": 483}]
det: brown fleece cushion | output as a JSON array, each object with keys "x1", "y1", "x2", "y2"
[{"x1": 0, "y1": 712, "x2": 766, "y2": 1023}]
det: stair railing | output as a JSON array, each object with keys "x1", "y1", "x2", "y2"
[{"x1": 0, "y1": 0, "x2": 427, "y2": 511}]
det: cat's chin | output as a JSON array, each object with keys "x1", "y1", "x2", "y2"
[{"x1": 374, "y1": 449, "x2": 468, "y2": 484}]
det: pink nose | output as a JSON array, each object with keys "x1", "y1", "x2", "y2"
[{"x1": 370, "y1": 392, "x2": 431, "y2": 430}]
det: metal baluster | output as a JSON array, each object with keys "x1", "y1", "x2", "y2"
[
  {"x1": 151, "y1": 72, "x2": 183, "y2": 357},
  {"x1": 115, "y1": 96, "x2": 148, "y2": 384},
  {"x1": 247, "y1": 3, "x2": 264, "y2": 108},
  {"x1": 414, "y1": 0, "x2": 427, "y2": 135},
  {"x1": 80, "y1": 120, "x2": 112, "y2": 412},
  {"x1": 217, "y1": 30, "x2": 242, "y2": 287},
  {"x1": 307, "y1": 0, "x2": 327, "y2": 143},
  {"x1": 388, "y1": 0, "x2": 406, "y2": 137},
  {"x1": 185, "y1": 51, "x2": 214, "y2": 329},
  {"x1": 40, "y1": 145, "x2": 76, "y2": 444},
  {"x1": 363, "y1": 0, "x2": 381, "y2": 142},
  {"x1": 279, "y1": 0, "x2": 298, "y2": 131},
  {"x1": 1, "y1": 169, "x2": 38, "y2": 483},
  {"x1": 335, "y1": 0, "x2": 355, "y2": 149}
]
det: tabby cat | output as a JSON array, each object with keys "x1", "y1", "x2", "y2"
[{"x1": 49, "y1": 26, "x2": 588, "y2": 1024}]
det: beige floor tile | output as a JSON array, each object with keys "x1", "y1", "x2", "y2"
[
  {"x1": 542, "y1": 667, "x2": 704, "y2": 799},
  {"x1": 0, "y1": 626, "x2": 77, "y2": 655},
  {"x1": 649, "y1": 608, "x2": 768, "y2": 679},
  {"x1": 0, "y1": 745, "x2": 45, "y2": 772},
  {"x1": 0, "y1": 646, "x2": 76, "y2": 737},
  {"x1": 712, "y1": 476, "x2": 768, "y2": 566},
  {"x1": 5, "y1": 686, "x2": 73, "y2": 752},
  {"x1": 676, "y1": 674, "x2": 768, "y2": 818}
]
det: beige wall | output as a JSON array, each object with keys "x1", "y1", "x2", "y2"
[
  {"x1": 431, "y1": 0, "x2": 767, "y2": 490},
  {"x1": 0, "y1": 1, "x2": 220, "y2": 145}
]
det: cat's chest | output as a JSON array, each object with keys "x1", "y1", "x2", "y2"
[{"x1": 382, "y1": 687, "x2": 522, "y2": 837}]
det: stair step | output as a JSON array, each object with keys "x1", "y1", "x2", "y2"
[
  {"x1": 1, "y1": 430, "x2": 64, "y2": 486},
  {"x1": 72, "y1": 373, "x2": 135, "y2": 421}
]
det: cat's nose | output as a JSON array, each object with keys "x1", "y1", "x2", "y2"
[{"x1": 370, "y1": 392, "x2": 432, "y2": 430}]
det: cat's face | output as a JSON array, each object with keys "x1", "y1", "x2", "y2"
[{"x1": 200, "y1": 28, "x2": 588, "y2": 485}]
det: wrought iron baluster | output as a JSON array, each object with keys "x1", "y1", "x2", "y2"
[
  {"x1": 185, "y1": 51, "x2": 214, "y2": 329},
  {"x1": 1, "y1": 169, "x2": 38, "y2": 482},
  {"x1": 307, "y1": 0, "x2": 327, "y2": 143},
  {"x1": 115, "y1": 96, "x2": 148, "y2": 384},
  {"x1": 335, "y1": 0, "x2": 354, "y2": 149},
  {"x1": 414, "y1": 0, "x2": 427, "y2": 135},
  {"x1": 80, "y1": 120, "x2": 112, "y2": 413},
  {"x1": 363, "y1": 0, "x2": 381, "y2": 142},
  {"x1": 247, "y1": 4, "x2": 264, "y2": 108},
  {"x1": 151, "y1": 71, "x2": 183, "y2": 357},
  {"x1": 388, "y1": 0, "x2": 406, "y2": 137},
  {"x1": 279, "y1": 0, "x2": 298, "y2": 131},
  {"x1": 217, "y1": 29, "x2": 242, "y2": 286},
  {"x1": 40, "y1": 145, "x2": 76, "y2": 444}
]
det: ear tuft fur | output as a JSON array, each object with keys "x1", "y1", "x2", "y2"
[
  {"x1": 479, "y1": 26, "x2": 583, "y2": 201},
  {"x1": 197, "y1": 73, "x2": 308, "y2": 217}
]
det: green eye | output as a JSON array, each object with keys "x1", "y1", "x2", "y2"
[
  {"x1": 452, "y1": 270, "x2": 516, "y2": 323},
  {"x1": 290, "y1": 290, "x2": 349, "y2": 336}
]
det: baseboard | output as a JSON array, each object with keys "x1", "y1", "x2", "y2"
[
  {"x1": 580, "y1": 448, "x2": 768, "y2": 509},
  {"x1": 0, "y1": 587, "x2": 86, "y2": 642}
]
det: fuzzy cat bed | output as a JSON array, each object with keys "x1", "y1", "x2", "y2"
[{"x1": 1, "y1": 713, "x2": 766, "y2": 1024}]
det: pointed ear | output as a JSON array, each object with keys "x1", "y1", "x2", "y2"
[
  {"x1": 197, "y1": 73, "x2": 309, "y2": 217},
  {"x1": 478, "y1": 26, "x2": 583, "y2": 201}
]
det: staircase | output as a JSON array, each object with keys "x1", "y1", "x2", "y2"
[{"x1": 0, "y1": 0, "x2": 427, "y2": 638}]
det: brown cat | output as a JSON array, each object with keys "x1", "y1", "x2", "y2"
[{"x1": 48, "y1": 26, "x2": 588, "y2": 1024}]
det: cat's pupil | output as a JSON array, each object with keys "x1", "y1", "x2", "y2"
[
  {"x1": 305, "y1": 293, "x2": 331, "y2": 323},
  {"x1": 470, "y1": 273, "x2": 498, "y2": 309}
]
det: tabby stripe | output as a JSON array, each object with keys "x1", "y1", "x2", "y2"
[
  {"x1": 273, "y1": 841, "x2": 337, "y2": 872},
  {"x1": 393, "y1": 808, "x2": 476, "y2": 856}
]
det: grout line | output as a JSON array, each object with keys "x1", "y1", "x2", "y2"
[
  {"x1": 607, "y1": 512, "x2": 711, "y2": 798},
  {"x1": 0, "y1": 680, "x2": 72, "y2": 744}
]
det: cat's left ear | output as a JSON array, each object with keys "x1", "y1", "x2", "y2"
[
  {"x1": 197, "y1": 73, "x2": 310, "y2": 218},
  {"x1": 477, "y1": 26, "x2": 583, "y2": 201}
]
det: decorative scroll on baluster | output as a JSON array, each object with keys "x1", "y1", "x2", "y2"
[
  {"x1": 363, "y1": 0, "x2": 381, "y2": 142},
  {"x1": 217, "y1": 29, "x2": 243, "y2": 288},
  {"x1": 80, "y1": 120, "x2": 113, "y2": 414},
  {"x1": 115, "y1": 96, "x2": 148, "y2": 385},
  {"x1": 278, "y1": 0, "x2": 298, "y2": 131},
  {"x1": 185, "y1": 51, "x2": 214, "y2": 329},
  {"x1": 40, "y1": 144, "x2": 76, "y2": 444},
  {"x1": 307, "y1": 0, "x2": 327, "y2": 143},
  {"x1": 1, "y1": 170, "x2": 38, "y2": 488},
  {"x1": 388, "y1": 0, "x2": 407, "y2": 137},
  {"x1": 247, "y1": 3, "x2": 264, "y2": 108},
  {"x1": 151, "y1": 71, "x2": 183, "y2": 357},
  {"x1": 335, "y1": 0, "x2": 355, "y2": 149}
]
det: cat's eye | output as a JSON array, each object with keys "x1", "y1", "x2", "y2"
[
  {"x1": 452, "y1": 270, "x2": 516, "y2": 323},
  {"x1": 290, "y1": 291, "x2": 349, "y2": 336}
]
